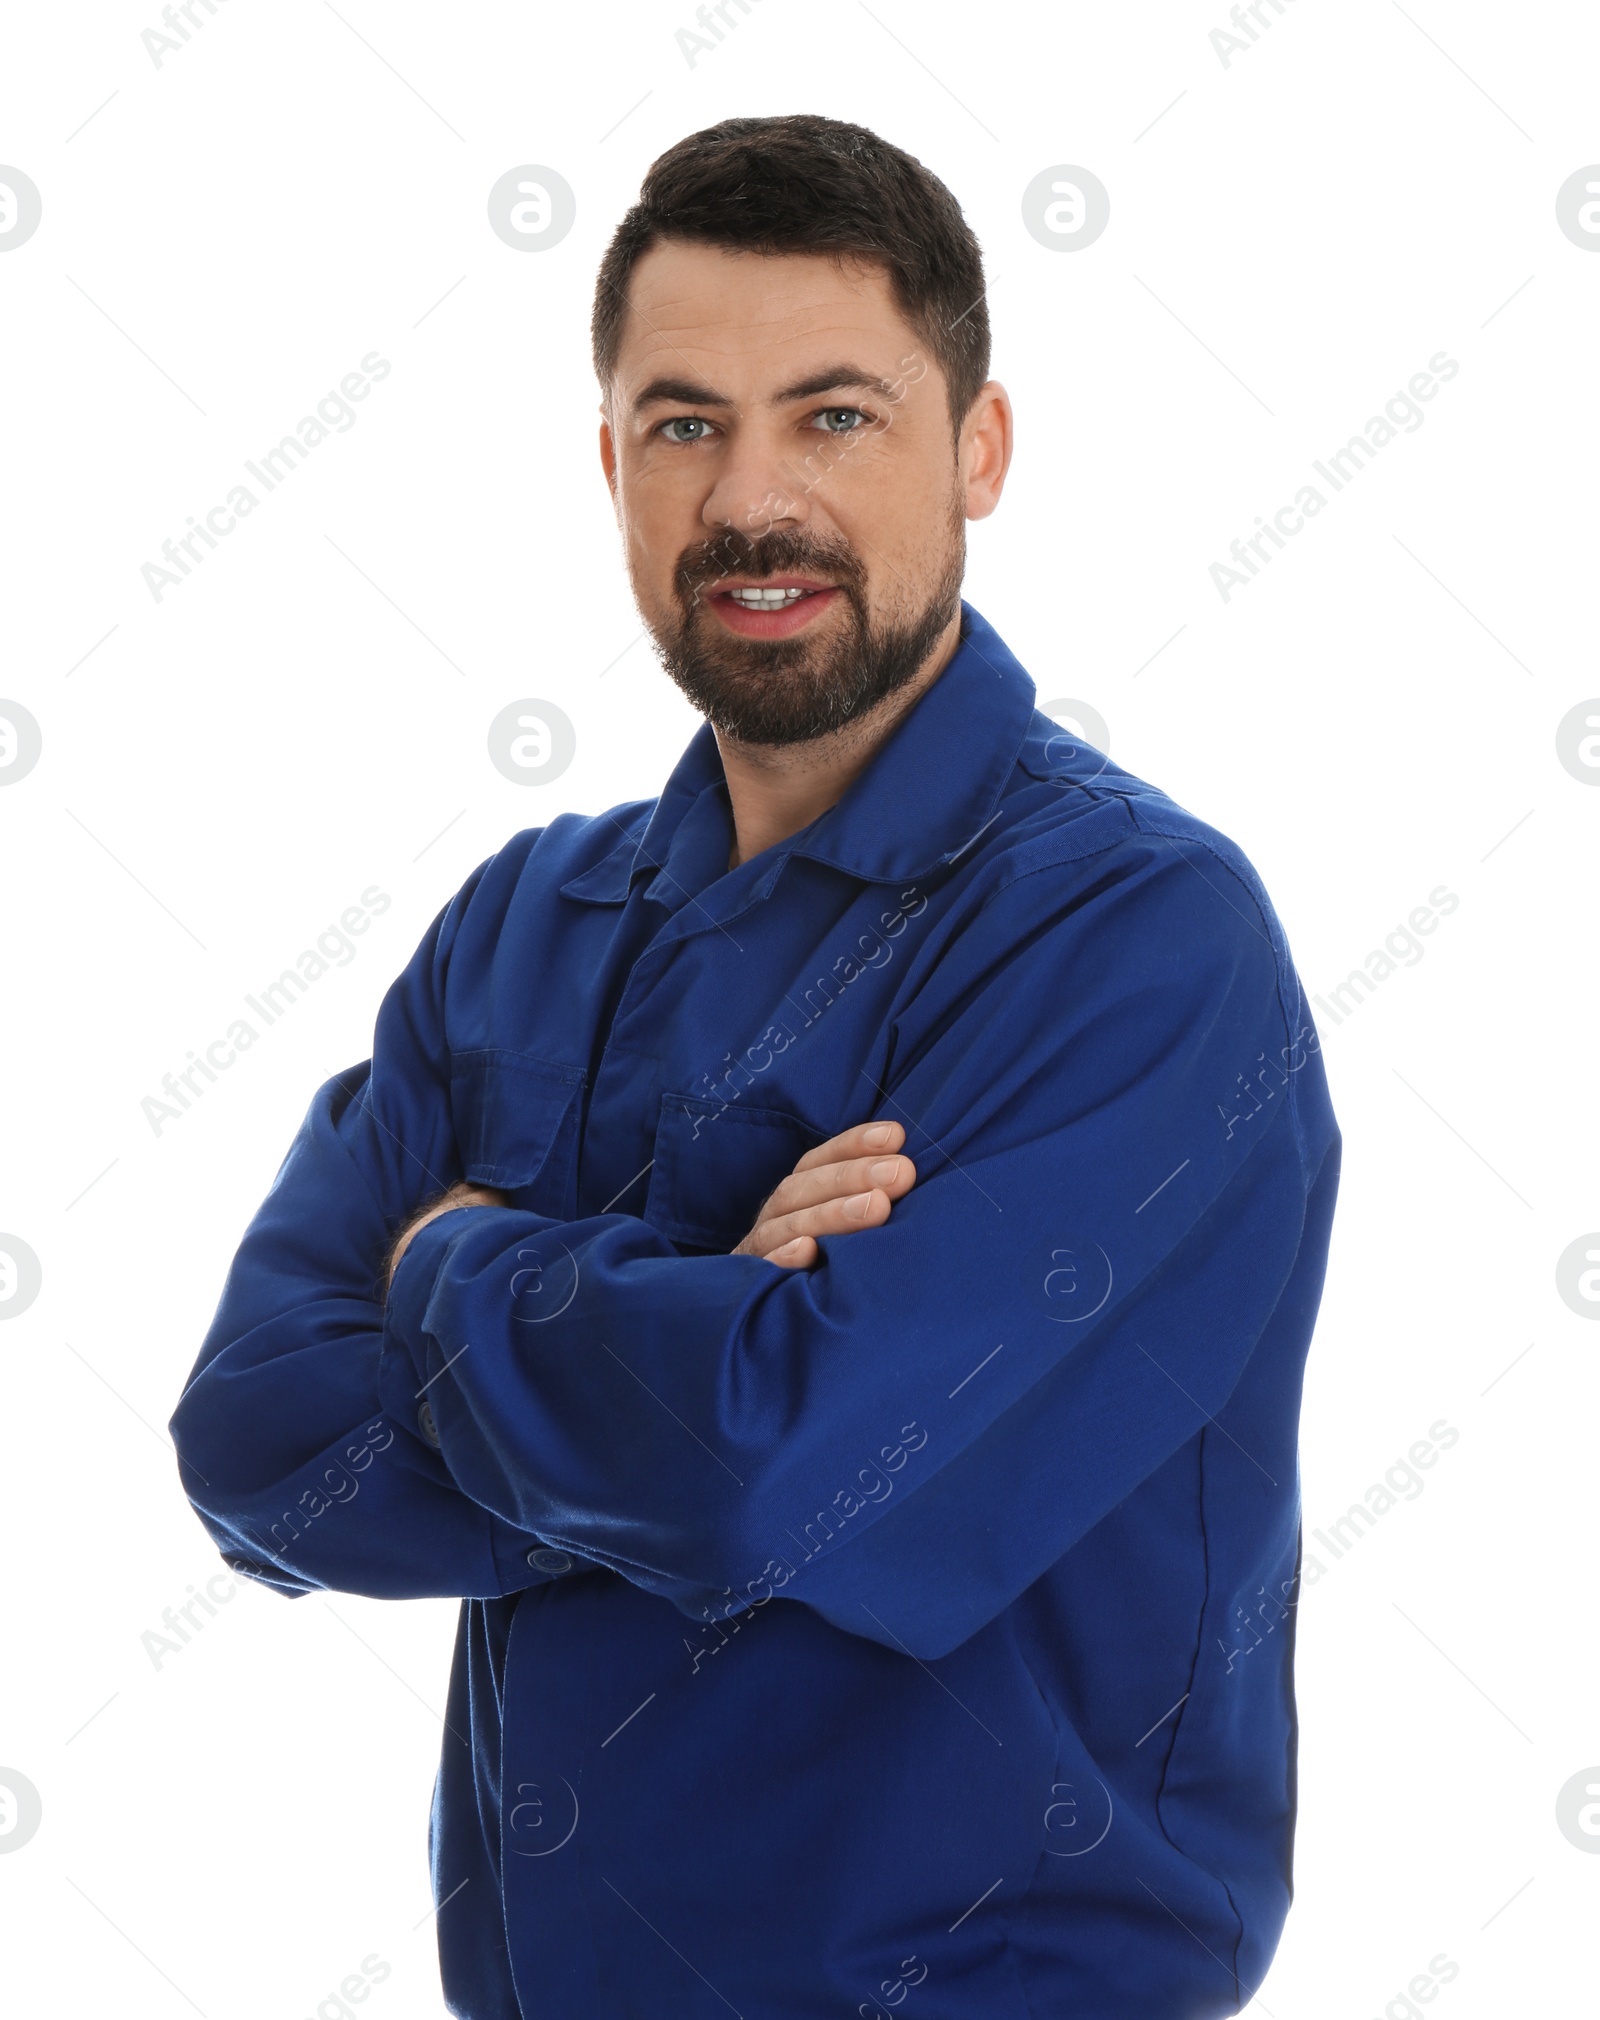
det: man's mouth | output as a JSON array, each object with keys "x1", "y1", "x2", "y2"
[
  {"x1": 705, "y1": 577, "x2": 843, "y2": 639},
  {"x1": 728, "y1": 584, "x2": 813, "y2": 608}
]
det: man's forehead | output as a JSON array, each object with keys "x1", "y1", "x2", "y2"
[{"x1": 613, "y1": 241, "x2": 916, "y2": 379}]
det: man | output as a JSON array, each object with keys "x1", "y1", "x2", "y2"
[{"x1": 171, "y1": 115, "x2": 1339, "y2": 2019}]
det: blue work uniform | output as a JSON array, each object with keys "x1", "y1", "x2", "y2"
[{"x1": 170, "y1": 602, "x2": 1340, "y2": 2019}]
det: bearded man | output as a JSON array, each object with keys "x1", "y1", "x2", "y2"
[{"x1": 172, "y1": 113, "x2": 1340, "y2": 2020}]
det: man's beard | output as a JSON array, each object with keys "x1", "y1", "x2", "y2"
[{"x1": 646, "y1": 514, "x2": 965, "y2": 749}]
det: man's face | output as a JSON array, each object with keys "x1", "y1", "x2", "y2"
[{"x1": 599, "y1": 241, "x2": 979, "y2": 747}]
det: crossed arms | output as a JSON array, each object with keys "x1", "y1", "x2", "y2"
[
  {"x1": 383, "y1": 1115, "x2": 921, "y2": 1292},
  {"x1": 169, "y1": 829, "x2": 1325, "y2": 1660}
]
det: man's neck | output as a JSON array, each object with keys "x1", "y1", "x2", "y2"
[{"x1": 718, "y1": 611, "x2": 964, "y2": 870}]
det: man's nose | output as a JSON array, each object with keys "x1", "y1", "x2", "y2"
[{"x1": 700, "y1": 426, "x2": 812, "y2": 542}]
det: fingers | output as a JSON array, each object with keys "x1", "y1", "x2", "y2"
[
  {"x1": 737, "y1": 1183, "x2": 896, "y2": 1260},
  {"x1": 792, "y1": 1117, "x2": 903, "y2": 1174},
  {"x1": 760, "y1": 1147, "x2": 917, "y2": 1225},
  {"x1": 764, "y1": 1234, "x2": 818, "y2": 1270},
  {"x1": 732, "y1": 1119, "x2": 918, "y2": 1269}
]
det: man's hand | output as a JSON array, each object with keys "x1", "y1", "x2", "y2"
[
  {"x1": 733, "y1": 1119, "x2": 917, "y2": 1270},
  {"x1": 383, "y1": 1181, "x2": 508, "y2": 1297},
  {"x1": 380, "y1": 1119, "x2": 914, "y2": 1295}
]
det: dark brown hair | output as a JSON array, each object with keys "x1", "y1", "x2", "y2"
[{"x1": 591, "y1": 114, "x2": 990, "y2": 437}]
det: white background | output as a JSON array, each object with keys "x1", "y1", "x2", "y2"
[{"x1": 2, "y1": 1, "x2": 1596, "y2": 2014}]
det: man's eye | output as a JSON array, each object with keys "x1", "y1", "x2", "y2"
[
  {"x1": 811, "y1": 407, "x2": 867, "y2": 434},
  {"x1": 659, "y1": 416, "x2": 715, "y2": 444}
]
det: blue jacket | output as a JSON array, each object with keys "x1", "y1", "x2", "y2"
[{"x1": 171, "y1": 602, "x2": 1340, "y2": 2019}]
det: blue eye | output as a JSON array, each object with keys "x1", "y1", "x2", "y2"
[
  {"x1": 660, "y1": 416, "x2": 714, "y2": 443},
  {"x1": 813, "y1": 407, "x2": 866, "y2": 433}
]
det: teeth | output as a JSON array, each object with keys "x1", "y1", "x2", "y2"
[{"x1": 728, "y1": 586, "x2": 812, "y2": 607}]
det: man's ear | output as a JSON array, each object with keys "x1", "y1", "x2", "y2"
[
  {"x1": 960, "y1": 381, "x2": 1014, "y2": 522},
  {"x1": 598, "y1": 399, "x2": 619, "y2": 509}
]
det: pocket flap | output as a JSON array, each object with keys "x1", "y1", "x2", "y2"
[
  {"x1": 449, "y1": 1049, "x2": 585, "y2": 1215},
  {"x1": 645, "y1": 1093, "x2": 818, "y2": 1251}
]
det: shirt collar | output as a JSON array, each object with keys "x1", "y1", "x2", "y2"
[{"x1": 560, "y1": 601, "x2": 1037, "y2": 902}]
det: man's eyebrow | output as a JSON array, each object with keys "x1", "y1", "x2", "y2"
[
  {"x1": 631, "y1": 375, "x2": 730, "y2": 414},
  {"x1": 629, "y1": 364, "x2": 895, "y2": 415},
  {"x1": 771, "y1": 365, "x2": 894, "y2": 403}
]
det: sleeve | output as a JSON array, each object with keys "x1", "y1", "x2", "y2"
[
  {"x1": 167, "y1": 851, "x2": 570, "y2": 1601},
  {"x1": 378, "y1": 827, "x2": 1340, "y2": 1657}
]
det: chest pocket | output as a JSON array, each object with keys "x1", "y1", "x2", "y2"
[
  {"x1": 644, "y1": 1093, "x2": 818, "y2": 1253},
  {"x1": 449, "y1": 1049, "x2": 585, "y2": 1220}
]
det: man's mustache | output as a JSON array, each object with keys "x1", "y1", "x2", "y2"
[{"x1": 673, "y1": 531, "x2": 866, "y2": 609}]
